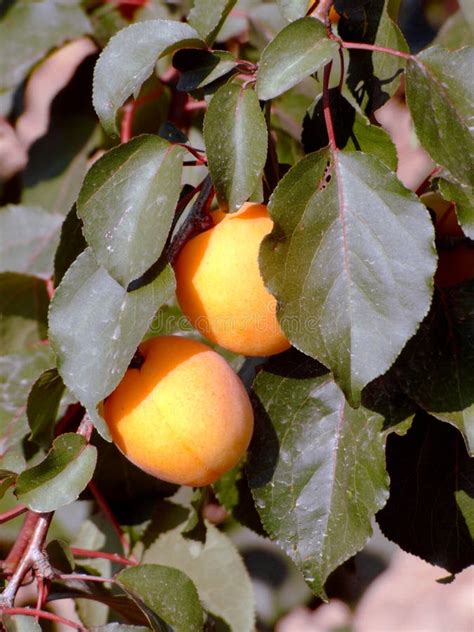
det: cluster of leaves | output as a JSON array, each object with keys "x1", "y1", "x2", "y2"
[{"x1": 0, "y1": 0, "x2": 473, "y2": 628}]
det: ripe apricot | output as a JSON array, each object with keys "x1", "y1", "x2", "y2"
[
  {"x1": 174, "y1": 202, "x2": 291, "y2": 356},
  {"x1": 103, "y1": 335, "x2": 254, "y2": 486}
]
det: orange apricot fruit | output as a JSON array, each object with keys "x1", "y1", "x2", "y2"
[
  {"x1": 174, "y1": 202, "x2": 291, "y2": 356},
  {"x1": 103, "y1": 335, "x2": 254, "y2": 486}
]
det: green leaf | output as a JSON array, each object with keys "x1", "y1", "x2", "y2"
[
  {"x1": 48, "y1": 248, "x2": 175, "y2": 438},
  {"x1": 53, "y1": 204, "x2": 87, "y2": 288},
  {"x1": 256, "y1": 18, "x2": 338, "y2": 101},
  {"x1": 0, "y1": 346, "x2": 55, "y2": 474},
  {"x1": 174, "y1": 49, "x2": 238, "y2": 92},
  {"x1": 0, "y1": 0, "x2": 91, "y2": 114},
  {"x1": 48, "y1": 581, "x2": 149, "y2": 627},
  {"x1": 116, "y1": 564, "x2": 203, "y2": 632},
  {"x1": 204, "y1": 84, "x2": 267, "y2": 212},
  {"x1": 3, "y1": 615, "x2": 42, "y2": 632},
  {"x1": 341, "y1": 5, "x2": 408, "y2": 113},
  {"x1": 377, "y1": 413, "x2": 474, "y2": 574},
  {"x1": 276, "y1": 0, "x2": 309, "y2": 22},
  {"x1": 261, "y1": 149, "x2": 437, "y2": 405},
  {"x1": 302, "y1": 91, "x2": 397, "y2": 170},
  {"x1": 77, "y1": 135, "x2": 183, "y2": 287},
  {"x1": 188, "y1": 0, "x2": 237, "y2": 44},
  {"x1": 247, "y1": 351, "x2": 389, "y2": 598},
  {"x1": 345, "y1": 114, "x2": 397, "y2": 171},
  {"x1": 46, "y1": 538, "x2": 75, "y2": 573},
  {"x1": 0, "y1": 273, "x2": 49, "y2": 354},
  {"x1": 182, "y1": 488, "x2": 208, "y2": 543},
  {"x1": 212, "y1": 462, "x2": 265, "y2": 534},
  {"x1": 392, "y1": 284, "x2": 474, "y2": 456},
  {"x1": 93, "y1": 20, "x2": 204, "y2": 136},
  {"x1": 406, "y1": 47, "x2": 474, "y2": 188},
  {"x1": 16, "y1": 433, "x2": 97, "y2": 512},
  {"x1": 27, "y1": 368, "x2": 65, "y2": 448},
  {"x1": 0, "y1": 206, "x2": 63, "y2": 279},
  {"x1": 456, "y1": 490, "x2": 474, "y2": 540},
  {"x1": 438, "y1": 178, "x2": 474, "y2": 240},
  {"x1": 434, "y1": 10, "x2": 474, "y2": 50},
  {"x1": 142, "y1": 524, "x2": 255, "y2": 632}
]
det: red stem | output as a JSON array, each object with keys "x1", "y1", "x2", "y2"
[
  {"x1": 88, "y1": 481, "x2": 136, "y2": 561},
  {"x1": 70, "y1": 547, "x2": 136, "y2": 566},
  {"x1": 180, "y1": 144, "x2": 207, "y2": 164},
  {"x1": 415, "y1": 166, "x2": 442, "y2": 196},
  {"x1": 323, "y1": 62, "x2": 337, "y2": 150},
  {"x1": 3, "y1": 512, "x2": 40, "y2": 572},
  {"x1": 58, "y1": 573, "x2": 115, "y2": 583},
  {"x1": 0, "y1": 505, "x2": 28, "y2": 525},
  {"x1": 341, "y1": 41, "x2": 412, "y2": 60},
  {"x1": 184, "y1": 100, "x2": 208, "y2": 112},
  {"x1": 0, "y1": 607, "x2": 86, "y2": 631},
  {"x1": 120, "y1": 87, "x2": 164, "y2": 144}
]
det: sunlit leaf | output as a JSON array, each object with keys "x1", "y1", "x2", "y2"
[
  {"x1": 93, "y1": 20, "x2": 204, "y2": 136},
  {"x1": 247, "y1": 351, "x2": 389, "y2": 598},
  {"x1": 261, "y1": 149, "x2": 437, "y2": 404},
  {"x1": 16, "y1": 433, "x2": 97, "y2": 511},
  {"x1": 204, "y1": 84, "x2": 267, "y2": 211},
  {"x1": 77, "y1": 135, "x2": 183, "y2": 287},
  {"x1": 256, "y1": 18, "x2": 338, "y2": 101},
  {"x1": 117, "y1": 564, "x2": 203, "y2": 632},
  {"x1": 49, "y1": 249, "x2": 175, "y2": 438}
]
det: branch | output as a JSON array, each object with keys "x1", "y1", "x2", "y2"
[
  {"x1": 88, "y1": 481, "x2": 136, "y2": 561},
  {"x1": 0, "y1": 504, "x2": 27, "y2": 525},
  {"x1": 167, "y1": 174, "x2": 215, "y2": 263},
  {"x1": 0, "y1": 607, "x2": 86, "y2": 631},
  {"x1": 2, "y1": 512, "x2": 40, "y2": 573},
  {"x1": 0, "y1": 513, "x2": 53, "y2": 608},
  {"x1": 341, "y1": 41, "x2": 412, "y2": 60},
  {"x1": 70, "y1": 547, "x2": 137, "y2": 566},
  {"x1": 323, "y1": 62, "x2": 337, "y2": 150}
]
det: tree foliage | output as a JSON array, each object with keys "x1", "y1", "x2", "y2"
[{"x1": 0, "y1": 0, "x2": 473, "y2": 628}]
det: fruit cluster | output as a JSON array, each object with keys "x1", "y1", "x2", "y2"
[{"x1": 104, "y1": 203, "x2": 290, "y2": 485}]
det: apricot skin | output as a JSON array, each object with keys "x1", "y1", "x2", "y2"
[
  {"x1": 103, "y1": 336, "x2": 254, "y2": 486},
  {"x1": 174, "y1": 203, "x2": 291, "y2": 357}
]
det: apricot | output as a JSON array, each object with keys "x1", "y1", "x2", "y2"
[
  {"x1": 174, "y1": 202, "x2": 291, "y2": 356},
  {"x1": 103, "y1": 335, "x2": 254, "y2": 486}
]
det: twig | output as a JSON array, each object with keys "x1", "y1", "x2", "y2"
[
  {"x1": 323, "y1": 62, "x2": 337, "y2": 150},
  {"x1": 76, "y1": 413, "x2": 93, "y2": 441},
  {"x1": 70, "y1": 547, "x2": 136, "y2": 566},
  {"x1": 0, "y1": 607, "x2": 86, "y2": 631},
  {"x1": 184, "y1": 100, "x2": 208, "y2": 112},
  {"x1": 0, "y1": 513, "x2": 53, "y2": 608},
  {"x1": 2, "y1": 512, "x2": 40, "y2": 573},
  {"x1": 167, "y1": 175, "x2": 215, "y2": 263},
  {"x1": 88, "y1": 481, "x2": 136, "y2": 561},
  {"x1": 179, "y1": 144, "x2": 207, "y2": 164},
  {"x1": 57, "y1": 573, "x2": 115, "y2": 584},
  {"x1": 312, "y1": 0, "x2": 333, "y2": 24},
  {"x1": 341, "y1": 41, "x2": 412, "y2": 60},
  {"x1": 120, "y1": 86, "x2": 164, "y2": 143},
  {"x1": 415, "y1": 166, "x2": 442, "y2": 196},
  {"x1": 0, "y1": 504, "x2": 27, "y2": 525}
]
